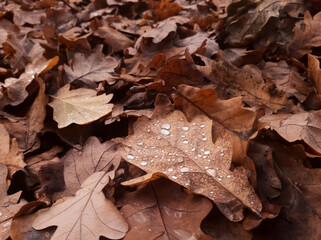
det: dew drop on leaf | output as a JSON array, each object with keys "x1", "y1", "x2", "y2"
[
  {"x1": 182, "y1": 126, "x2": 189, "y2": 131},
  {"x1": 160, "y1": 129, "x2": 170, "y2": 135},
  {"x1": 128, "y1": 155, "x2": 134, "y2": 160},
  {"x1": 140, "y1": 161, "x2": 148, "y2": 166},
  {"x1": 161, "y1": 123, "x2": 171, "y2": 129},
  {"x1": 180, "y1": 167, "x2": 189, "y2": 172}
]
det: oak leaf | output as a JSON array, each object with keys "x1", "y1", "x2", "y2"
[
  {"x1": 287, "y1": 11, "x2": 321, "y2": 59},
  {"x1": 119, "y1": 110, "x2": 262, "y2": 221},
  {"x1": 55, "y1": 136, "x2": 121, "y2": 198},
  {"x1": 32, "y1": 172, "x2": 129, "y2": 240},
  {"x1": 119, "y1": 179, "x2": 213, "y2": 239},
  {"x1": 261, "y1": 111, "x2": 321, "y2": 154},
  {"x1": 48, "y1": 84, "x2": 114, "y2": 128},
  {"x1": 64, "y1": 52, "x2": 119, "y2": 87}
]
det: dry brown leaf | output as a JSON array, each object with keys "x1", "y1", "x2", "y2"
[
  {"x1": 0, "y1": 56, "x2": 58, "y2": 106},
  {"x1": 64, "y1": 52, "x2": 119, "y2": 87},
  {"x1": 1, "y1": 77, "x2": 48, "y2": 153},
  {"x1": 287, "y1": 11, "x2": 321, "y2": 59},
  {"x1": 0, "y1": 163, "x2": 26, "y2": 239},
  {"x1": 141, "y1": 20, "x2": 177, "y2": 44},
  {"x1": 172, "y1": 84, "x2": 261, "y2": 165},
  {"x1": 0, "y1": 138, "x2": 25, "y2": 178},
  {"x1": 119, "y1": 178, "x2": 213, "y2": 239},
  {"x1": 48, "y1": 84, "x2": 114, "y2": 128},
  {"x1": 119, "y1": 110, "x2": 262, "y2": 221},
  {"x1": 96, "y1": 25, "x2": 134, "y2": 52},
  {"x1": 204, "y1": 60, "x2": 287, "y2": 111},
  {"x1": 0, "y1": 124, "x2": 10, "y2": 160},
  {"x1": 55, "y1": 136, "x2": 121, "y2": 198},
  {"x1": 58, "y1": 27, "x2": 91, "y2": 50},
  {"x1": 32, "y1": 171, "x2": 129, "y2": 240},
  {"x1": 308, "y1": 54, "x2": 321, "y2": 94},
  {"x1": 261, "y1": 111, "x2": 321, "y2": 154},
  {"x1": 157, "y1": 59, "x2": 204, "y2": 90}
]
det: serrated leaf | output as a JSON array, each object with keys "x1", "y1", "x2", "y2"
[
  {"x1": 48, "y1": 84, "x2": 113, "y2": 128},
  {"x1": 119, "y1": 110, "x2": 261, "y2": 222},
  {"x1": 32, "y1": 172, "x2": 129, "y2": 240}
]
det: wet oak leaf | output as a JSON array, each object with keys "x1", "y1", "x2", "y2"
[
  {"x1": 287, "y1": 11, "x2": 321, "y2": 59},
  {"x1": 261, "y1": 111, "x2": 321, "y2": 154},
  {"x1": 32, "y1": 172, "x2": 129, "y2": 240},
  {"x1": 64, "y1": 52, "x2": 119, "y2": 87},
  {"x1": 48, "y1": 84, "x2": 114, "y2": 128},
  {"x1": 57, "y1": 136, "x2": 121, "y2": 198},
  {"x1": 119, "y1": 178, "x2": 213, "y2": 240},
  {"x1": 119, "y1": 110, "x2": 262, "y2": 222}
]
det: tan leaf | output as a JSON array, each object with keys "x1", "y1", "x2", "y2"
[
  {"x1": 141, "y1": 20, "x2": 177, "y2": 44},
  {"x1": 1, "y1": 56, "x2": 58, "y2": 106},
  {"x1": 261, "y1": 111, "x2": 321, "y2": 154},
  {"x1": 308, "y1": 54, "x2": 321, "y2": 94},
  {"x1": 56, "y1": 136, "x2": 121, "y2": 198},
  {"x1": 204, "y1": 60, "x2": 287, "y2": 111},
  {"x1": 287, "y1": 11, "x2": 321, "y2": 59},
  {"x1": 0, "y1": 138, "x2": 25, "y2": 178},
  {"x1": 32, "y1": 172, "x2": 129, "y2": 240},
  {"x1": 119, "y1": 110, "x2": 262, "y2": 221},
  {"x1": 0, "y1": 124, "x2": 10, "y2": 160},
  {"x1": 48, "y1": 84, "x2": 114, "y2": 128},
  {"x1": 64, "y1": 52, "x2": 119, "y2": 87},
  {"x1": 0, "y1": 163, "x2": 26, "y2": 240},
  {"x1": 119, "y1": 179, "x2": 213, "y2": 239},
  {"x1": 172, "y1": 84, "x2": 261, "y2": 165},
  {"x1": 1, "y1": 77, "x2": 48, "y2": 153}
]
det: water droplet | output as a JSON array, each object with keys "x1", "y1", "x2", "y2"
[
  {"x1": 154, "y1": 123, "x2": 157, "y2": 126},
  {"x1": 161, "y1": 149, "x2": 165, "y2": 152},
  {"x1": 210, "y1": 191, "x2": 214, "y2": 194},
  {"x1": 0, "y1": 212, "x2": 2, "y2": 217},
  {"x1": 157, "y1": 136, "x2": 162, "y2": 140},
  {"x1": 171, "y1": 176, "x2": 178, "y2": 180},
  {"x1": 160, "y1": 129, "x2": 170, "y2": 135},
  {"x1": 204, "y1": 151, "x2": 210, "y2": 155},
  {"x1": 182, "y1": 126, "x2": 189, "y2": 131},
  {"x1": 170, "y1": 134, "x2": 174, "y2": 137},
  {"x1": 140, "y1": 161, "x2": 147, "y2": 166},
  {"x1": 250, "y1": 201, "x2": 254, "y2": 205},
  {"x1": 167, "y1": 158, "x2": 171, "y2": 161},
  {"x1": 168, "y1": 168, "x2": 173, "y2": 172},
  {"x1": 183, "y1": 140, "x2": 188, "y2": 144},
  {"x1": 128, "y1": 155, "x2": 134, "y2": 160},
  {"x1": 168, "y1": 152, "x2": 173, "y2": 155},
  {"x1": 205, "y1": 166, "x2": 209, "y2": 169},
  {"x1": 151, "y1": 146, "x2": 156, "y2": 149},
  {"x1": 177, "y1": 157, "x2": 184, "y2": 163},
  {"x1": 202, "y1": 133, "x2": 205, "y2": 136},
  {"x1": 192, "y1": 123, "x2": 196, "y2": 125},
  {"x1": 202, "y1": 137, "x2": 207, "y2": 141},
  {"x1": 201, "y1": 148, "x2": 204, "y2": 152},
  {"x1": 172, "y1": 158, "x2": 176, "y2": 161},
  {"x1": 227, "y1": 175, "x2": 231, "y2": 178},
  {"x1": 217, "y1": 146, "x2": 220, "y2": 149},
  {"x1": 206, "y1": 169, "x2": 216, "y2": 177},
  {"x1": 148, "y1": 228, "x2": 152, "y2": 232},
  {"x1": 217, "y1": 177, "x2": 222, "y2": 181},
  {"x1": 181, "y1": 135, "x2": 185, "y2": 138},
  {"x1": 200, "y1": 124, "x2": 205, "y2": 128},
  {"x1": 208, "y1": 159, "x2": 211, "y2": 162},
  {"x1": 220, "y1": 152, "x2": 224, "y2": 156},
  {"x1": 180, "y1": 167, "x2": 189, "y2": 172},
  {"x1": 203, "y1": 156, "x2": 207, "y2": 158},
  {"x1": 191, "y1": 147, "x2": 195, "y2": 152},
  {"x1": 154, "y1": 155, "x2": 158, "y2": 158},
  {"x1": 138, "y1": 142, "x2": 143, "y2": 146},
  {"x1": 151, "y1": 159, "x2": 154, "y2": 163},
  {"x1": 161, "y1": 123, "x2": 171, "y2": 129}
]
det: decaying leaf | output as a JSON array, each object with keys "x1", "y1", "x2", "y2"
[
  {"x1": 119, "y1": 178, "x2": 213, "y2": 239},
  {"x1": 56, "y1": 136, "x2": 121, "y2": 198},
  {"x1": 0, "y1": 163, "x2": 26, "y2": 239},
  {"x1": 32, "y1": 172, "x2": 129, "y2": 240},
  {"x1": 261, "y1": 111, "x2": 321, "y2": 154},
  {"x1": 287, "y1": 11, "x2": 321, "y2": 59},
  {"x1": 1, "y1": 77, "x2": 48, "y2": 153},
  {"x1": 64, "y1": 52, "x2": 119, "y2": 87},
  {"x1": 48, "y1": 84, "x2": 114, "y2": 128},
  {"x1": 119, "y1": 110, "x2": 262, "y2": 221}
]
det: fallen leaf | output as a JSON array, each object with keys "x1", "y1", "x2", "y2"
[
  {"x1": 119, "y1": 178, "x2": 213, "y2": 239},
  {"x1": 0, "y1": 124, "x2": 10, "y2": 159},
  {"x1": 64, "y1": 52, "x2": 119, "y2": 87},
  {"x1": 56, "y1": 136, "x2": 121, "y2": 198},
  {"x1": 287, "y1": 11, "x2": 321, "y2": 59},
  {"x1": 261, "y1": 111, "x2": 321, "y2": 154},
  {"x1": 141, "y1": 20, "x2": 177, "y2": 44},
  {"x1": 119, "y1": 110, "x2": 262, "y2": 221},
  {"x1": 32, "y1": 172, "x2": 129, "y2": 240},
  {"x1": 58, "y1": 27, "x2": 91, "y2": 50},
  {"x1": 0, "y1": 138, "x2": 25, "y2": 178},
  {"x1": 0, "y1": 56, "x2": 58, "y2": 106},
  {"x1": 308, "y1": 54, "x2": 321, "y2": 94},
  {"x1": 48, "y1": 84, "x2": 114, "y2": 128},
  {"x1": 1, "y1": 77, "x2": 48, "y2": 153},
  {"x1": 0, "y1": 163, "x2": 26, "y2": 240},
  {"x1": 172, "y1": 84, "x2": 261, "y2": 165}
]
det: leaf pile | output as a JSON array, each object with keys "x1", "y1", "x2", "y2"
[{"x1": 0, "y1": 0, "x2": 321, "y2": 239}]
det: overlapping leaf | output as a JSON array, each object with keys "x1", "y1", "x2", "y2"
[{"x1": 119, "y1": 110, "x2": 262, "y2": 221}]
